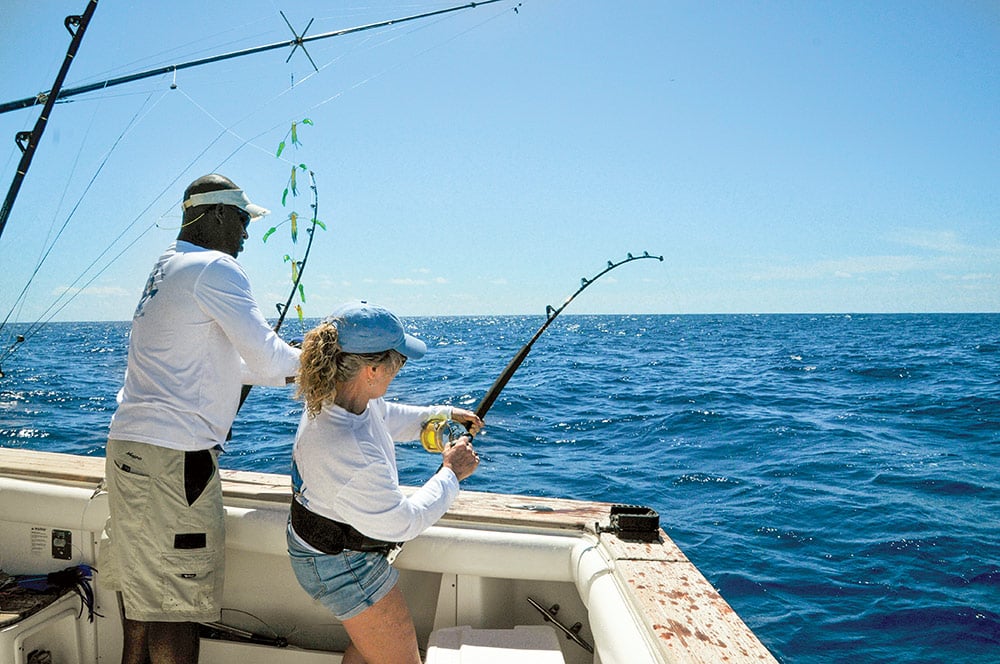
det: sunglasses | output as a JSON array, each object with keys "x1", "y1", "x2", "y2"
[{"x1": 230, "y1": 206, "x2": 251, "y2": 227}]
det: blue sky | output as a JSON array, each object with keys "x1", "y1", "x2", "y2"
[{"x1": 0, "y1": 0, "x2": 997, "y2": 323}]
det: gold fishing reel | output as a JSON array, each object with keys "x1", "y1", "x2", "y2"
[{"x1": 420, "y1": 415, "x2": 468, "y2": 453}]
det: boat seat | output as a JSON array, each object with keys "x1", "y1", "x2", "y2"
[{"x1": 425, "y1": 625, "x2": 565, "y2": 663}]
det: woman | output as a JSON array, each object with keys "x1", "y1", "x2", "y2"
[{"x1": 287, "y1": 300, "x2": 481, "y2": 664}]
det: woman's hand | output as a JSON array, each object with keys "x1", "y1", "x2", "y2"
[
  {"x1": 451, "y1": 408, "x2": 484, "y2": 436},
  {"x1": 442, "y1": 436, "x2": 479, "y2": 481}
]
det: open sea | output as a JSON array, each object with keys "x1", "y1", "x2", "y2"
[{"x1": 1, "y1": 314, "x2": 998, "y2": 663}]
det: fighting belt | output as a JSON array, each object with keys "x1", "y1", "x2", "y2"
[{"x1": 290, "y1": 499, "x2": 398, "y2": 557}]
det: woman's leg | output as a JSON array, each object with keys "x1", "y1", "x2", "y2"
[{"x1": 341, "y1": 585, "x2": 420, "y2": 664}]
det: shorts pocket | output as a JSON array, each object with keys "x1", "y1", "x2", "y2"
[
  {"x1": 184, "y1": 449, "x2": 216, "y2": 506},
  {"x1": 344, "y1": 550, "x2": 388, "y2": 591},
  {"x1": 289, "y1": 552, "x2": 327, "y2": 600},
  {"x1": 111, "y1": 458, "x2": 151, "y2": 528},
  {"x1": 160, "y1": 551, "x2": 219, "y2": 614}
]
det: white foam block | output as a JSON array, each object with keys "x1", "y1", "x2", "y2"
[{"x1": 426, "y1": 625, "x2": 565, "y2": 664}]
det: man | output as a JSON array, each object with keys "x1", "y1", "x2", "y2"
[{"x1": 100, "y1": 174, "x2": 301, "y2": 663}]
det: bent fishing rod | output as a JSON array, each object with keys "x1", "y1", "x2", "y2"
[{"x1": 420, "y1": 251, "x2": 664, "y2": 452}]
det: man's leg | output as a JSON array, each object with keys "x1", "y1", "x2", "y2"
[
  {"x1": 120, "y1": 616, "x2": 200, "y2": 664},
  {"x1": 120, "y1": 614, "x2": 149, "y2": 664},
  {"x1": 147, "y1": 621, "x2": 200, "y2": 664},
  {"x1": 108, "y1": 442, "x2": 222, "y2": 664}
]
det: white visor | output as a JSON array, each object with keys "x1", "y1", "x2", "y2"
[{"x1": 182, "y1": 188, "x2": 270, "y2": 219}]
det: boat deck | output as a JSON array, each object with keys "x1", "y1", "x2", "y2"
[{"x1": 0, "y1": 447, "x2": 777, "y2": 663}]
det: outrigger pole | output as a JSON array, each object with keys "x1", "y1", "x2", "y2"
[
  {"x1": 0, "y1": 0, "x2": 506, "y2": 116},
  {"x1": 0, "y1": 0, "x2": 509, "y2": 242},
  {"x1": 0, "y1": 0, "x2": 98, "y2": 242}
]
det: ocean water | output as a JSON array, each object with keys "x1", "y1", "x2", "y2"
[{"x1": 1, "y1": 314, "x2": 998, "y2": 663}]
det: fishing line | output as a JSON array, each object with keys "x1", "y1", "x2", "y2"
[
  {"x1": 18, "y1": 83, "x2": 263, "y2": 325},
  {"x1": 30, "y1": 94, "x2": 112, "y2": 276},
  {"x1": 215, "y1": 0, "x2": 522, "y2": 147},
  {"x1": 168, "y1": 3, "x2": 517, "y2": 180},
  {"x1": 1, "y1": 218, "x2": 160, "y2": 365},
  {"x1": 63, "y1": 15, "x2": 276, "y2": 102},
  {"x1": 306, "y1": 2, "x2": 519, "y2": 112},
  {"x1": 172, "y1": 88, "x2": 278, "y2": 162},
  {"x1": 0, "y1": 82, "x2": 246, "y2": 361},
  {"x1": 3, "y1": 96, "x2": 108, "y2": 331},
  {"x1": 132, "y1": 0, "x2": 521, "y2": 178},
  {"x1": 1, "y1": 1, "x2": 522, "y2": 368},
  {"x1": 0, "y1": 90, "x2": 164, "y2": 345}
]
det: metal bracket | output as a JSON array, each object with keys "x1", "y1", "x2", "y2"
[
  {"x1": 527, "y1": 597, "x2": 594, "y2": 653},
  {"x1": 15, "y1": 131, "x2": 33, "y2": 153},
  {"x1": 200, "y1": 622, "x2": 288, "y2": 648},
  {"x1": 280, "y1": 12, "x2": 319, "y2": 72},
  {"x1": 64, "y1": 14, "x2": 83, "y2": 37}
]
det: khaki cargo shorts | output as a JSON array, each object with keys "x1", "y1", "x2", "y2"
[{"x1": 99, "y1": 439, "x2": 225, "y2": 622}]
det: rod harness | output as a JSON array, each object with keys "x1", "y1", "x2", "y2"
[
  {"x1": 0, "y1": 0, "x2": 99, "y2": 243},
  {"x1": 0, "y1": 0, "x2": 508, "y2": 116},
  {"x1": 420, "y1": 251, "x2": 664, "y2": 453}
]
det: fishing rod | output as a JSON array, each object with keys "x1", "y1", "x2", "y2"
[
  {"x1": 0, "y1": 0, "x2": 98, "y2": 242},
  {"x1": 271, "y1": 171, "x2": 320, "y2": 334},
  {"x1": 0, "y1": 0, "x2": 508, "y2": 116},
  {"x1": 229, "y1": 171, "x2": 320, "y2": 437},
  {"x1": 420, "y1": 251, "x2": 664, "y2": 452}
]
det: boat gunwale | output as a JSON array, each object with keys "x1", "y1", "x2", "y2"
[{"x1": 0, "y1": 447, "x2": 779, "y2": 663}]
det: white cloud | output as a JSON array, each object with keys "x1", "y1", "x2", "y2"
[
  {"x1": 891, "y1": 229, "x2": 967, "y2": 253},
  {"x1": 388, "y1": 275, "x2": 448, "y2": 287},
  {"x1": 750, "y1": 255, "x2": 927, "y2": 281}
]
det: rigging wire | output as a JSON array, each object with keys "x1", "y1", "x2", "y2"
[
  {"x1": 0, "y1": 92, "x2": 162, "y2": 330},
  {"x1": 0, "y1": 0, "x2": 510, "y2": 115},
  {"x1": 0, "y1": 92, "x2": 168, "y2": 363},
  {"x1": 1, "y1": 1, "x2": 522, "y2": 369},
  {"x1": 8, "y1": 95, "x2": 107, "y2": 330},
  {"x1": 65, "y1": 17, "x2": 277, "y2": 94}
]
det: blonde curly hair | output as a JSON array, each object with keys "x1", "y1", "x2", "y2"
[{"x1": 296, "y1": 320, "x2": 407, "y2": 417}]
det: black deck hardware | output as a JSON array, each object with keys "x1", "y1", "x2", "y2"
[
  {"x1": 526, "y1": 597, "x2": 594, "y2": 654},
  {"x1": 199, "y1": 622, "x2": 288, "y2": 648},
  {"x1": 607, "y1": 504, "x2": 660, "y2": 542}
]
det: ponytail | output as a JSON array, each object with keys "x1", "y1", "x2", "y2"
[{"x1": 296, "y1": 321, "x2": 341, "y2": 417}]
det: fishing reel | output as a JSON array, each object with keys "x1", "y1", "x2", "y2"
[{"x1": 420, "y1": 415, "x2": 469, "y2": 453}]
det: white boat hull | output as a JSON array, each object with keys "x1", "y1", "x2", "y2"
[{"x1": 0, "y1": 449, "x2": 776, "y2": 663}]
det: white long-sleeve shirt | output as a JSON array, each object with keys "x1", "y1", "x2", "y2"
[
  {"x1": 291, "y1": 398, "x2": 456, "y2": 543},
  {"x1": 109, "y1": 241, "x2": 301, "y2": 451}
]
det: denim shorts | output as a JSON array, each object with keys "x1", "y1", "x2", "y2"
[{"x1": 287, "y1": 526, "x2": 399, "y2": 621}]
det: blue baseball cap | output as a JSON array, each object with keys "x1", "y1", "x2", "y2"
[{"x1": 325, "y1": 301, "x2": 426, "y2": 360}]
